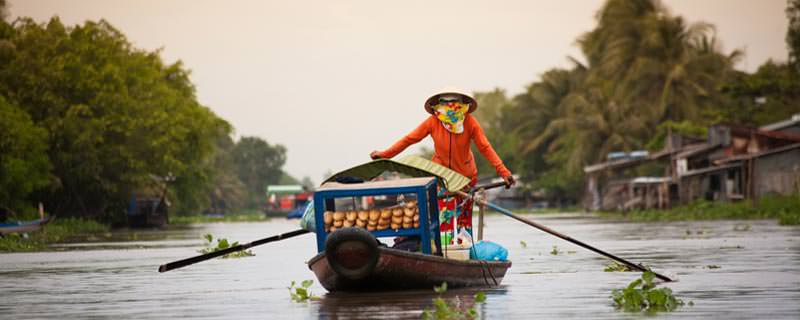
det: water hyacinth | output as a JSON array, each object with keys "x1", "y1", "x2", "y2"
[{"x1": 611, "y1": 271, "x2": 686, "y2": 313}]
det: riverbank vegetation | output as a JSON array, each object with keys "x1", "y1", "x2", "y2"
[
  {"x1": 0, "y1": 1, "x2": 296, "y2": 224},
  {"x1": 472, "y1": 0, "x2": 800, "y2": 204},
  {"x1": 0, "y1": 218, "x2": 109, "y2": 252},
  {"x1": 599, "y1": 194, "x2": 800, "y2": 225}
]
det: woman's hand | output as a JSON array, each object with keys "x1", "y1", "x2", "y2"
[
  {"x1": 370, "y1": 151, "x2": 383, "y2": 160},
  {"x1": 503, "y1": 175, "x2": 516, "y2": 188}
]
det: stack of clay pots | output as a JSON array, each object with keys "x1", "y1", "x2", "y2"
[{"x1": 324, "y1": 200, "x2": 420, "y2": 233}]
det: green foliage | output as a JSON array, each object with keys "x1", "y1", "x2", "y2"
[
  {"x1": 472, "y1": 0, "x2": 800, "y2": 203},
  {"x1": 600, "y1": 194, "x2": 800, "y2": 225},
  {"x1": 0, "y1": 217, "x2": 109, "y2": 252},
  {"x1": 788, "y1": 0, "x2": 800, "y2": 71},
  {"x1": 549, "y1": 245, "x2": 560, "y2": 255},
  {"x1": 0, "y1": 16, "x2": 232, "y2": 220},
  {"x1": 0, "y1": 96, "x2": 51, "y2": 212},
  {"x1": 198, "y1": 234, "x2": 254, "y2": 258},
  {"x1": 604, "y1": 261, "x2": 633, "y2": 272},
  {"x1": 232, "y1": 137, "x2": 287, "y2": 209},
  {"x1": 0, "y1": 233, "x2": 42, "y2": 252},
  {"x1": 611, "y1": 271, "x2": 685, "y2": 313},
  {"x1": 422, "y1": 282, "x2": 486, "y2": 320},
  {"x1": 519, "y1": 240, "x2": 527, "y2": 248},
  {"x1": 717, "y1": 62, "x2": 800, "y2": 126},
  {"x1": 288, "y1": 279, "x2": 320, "y2": 303},
  {"x1": 645, "y1": 120, "x2": 708, "y2": 151}
]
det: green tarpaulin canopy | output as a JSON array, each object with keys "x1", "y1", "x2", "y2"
[
  {"x1": 266, "y1": 185, "x2": 305, "y2": 195},
  {"x1": 322, "y1": 155, "x2": 470, "y2": 192}
]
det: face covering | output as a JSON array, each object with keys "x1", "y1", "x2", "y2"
[{"x1": 434, "y1": 102, "x2": 468, "y2": 134}]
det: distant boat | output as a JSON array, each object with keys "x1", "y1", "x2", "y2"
[{"x1": 0, "y1": 217, "x2": 51, "y2": 235}]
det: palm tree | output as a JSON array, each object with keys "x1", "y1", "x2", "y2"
[{"x1": 579, "y1": 0, "x2": 740, "y2": 127}]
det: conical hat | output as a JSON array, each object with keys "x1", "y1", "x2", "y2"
[{"x1": 424, "y1": 87, "x2": 477, "y2": 114}]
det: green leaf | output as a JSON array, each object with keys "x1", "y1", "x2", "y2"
[
  {"x1": 301, "y1": 280, "x2": 314, "y2": 288},
  {"x1": 474, "y1": 291, "x2": 487, "y2": 303},
  {"x1": 433, "y1": 282, "x2": 447, "y2": 294}
]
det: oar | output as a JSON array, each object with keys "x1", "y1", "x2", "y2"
[
  {"x1": 456, "y1": 191, "x2": 674, "y2": 282},
  {"x1": 158, "y1": 229, "x2": 310, "y2": 273}
]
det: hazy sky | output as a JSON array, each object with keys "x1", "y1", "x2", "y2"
[{"x1": 10, "y1": 0, "x2": 789, "y2": 184}]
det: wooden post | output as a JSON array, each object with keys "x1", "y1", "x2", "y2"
[{"x1": 478, "y1": 195, "x2": 485, "y2": 241}]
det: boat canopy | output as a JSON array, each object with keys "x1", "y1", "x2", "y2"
[
  {"x1": 266, "y1": 185, "x2": 305, "y2": 195},
  {"x1": 322, "y1": 155, "x2": 470, "y2": 192}
]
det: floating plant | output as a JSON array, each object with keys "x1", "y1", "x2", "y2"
[
  {"x1": 604, "y1": 261, "x2": 633, "y2": 272},
  {"x1": 288, "y1": 280, "x2": 320, "y2": 302},
  {"x1": 611, "y1": 271, "x2": 686, "y2": 313},
  {"x1": 198, "y1": 234, "x2": 255, "y2": 258},
  {"x1": 422, "y1": 282, "x2": 486, "y2": 319}
]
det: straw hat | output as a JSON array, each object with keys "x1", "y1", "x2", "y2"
[{"x1": 424, "y1": 86, "x2": 477, "y2": 115}]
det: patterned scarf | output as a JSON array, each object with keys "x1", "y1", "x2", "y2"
[{"x1": 434, "y1": 102, "x2": 468, "y2": 134}]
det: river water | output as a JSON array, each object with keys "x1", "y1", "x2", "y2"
[{"x1": 1, "y1": 214, "x2": 799, "y2": 319}]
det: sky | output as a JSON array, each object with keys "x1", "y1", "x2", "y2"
[{"x1": 9, "y1": 0, "x2": 789, "y2": 185}]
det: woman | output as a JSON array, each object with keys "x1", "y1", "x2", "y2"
[{"x1": 370, "y1": 88, "x2": 515, "y2": 242}]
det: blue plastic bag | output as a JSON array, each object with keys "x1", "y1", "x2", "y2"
[{"x1": 470, "y1": 240, "x2": 508, "y2": 261}]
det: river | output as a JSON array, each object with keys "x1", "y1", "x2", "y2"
[{"x1": 1, "y1": 214, "x2": 798, "y2": 319}]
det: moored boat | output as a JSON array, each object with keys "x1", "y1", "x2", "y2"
[{"x1": 0, "y1": 217, "x2": 51, "y2": 235}]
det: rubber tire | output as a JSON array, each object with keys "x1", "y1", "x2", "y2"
[{"x1": 325, "y1": 227, "x2": 379, "y2": 280}]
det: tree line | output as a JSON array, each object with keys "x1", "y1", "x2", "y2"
[
  {"x1": 0, "y1": 4, "x2": 287, "y2": 221},
  {"x1": 471, "y1": 0, "x2": 800, "y2": 204}
]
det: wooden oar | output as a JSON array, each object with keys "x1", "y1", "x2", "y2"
[
  {"x1": 158, "y1": 229, "x2": 310, "y2": 273},
  {"x1": 456, "y1": 191, "x2": 674, "y2": 282}
]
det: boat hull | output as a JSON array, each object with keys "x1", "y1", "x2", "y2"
[
  {"x1": 308, "y1": 247, "x2": 511, "y2": 292},
  {"x1": 0, "y1": 217, "x2": 51, "y2": 234}
]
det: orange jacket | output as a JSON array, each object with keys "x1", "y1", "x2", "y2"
[{"x1": 375, "y1": 115, "x2": 511, "y2": 180}]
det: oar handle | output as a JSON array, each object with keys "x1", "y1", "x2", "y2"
[
  {"x1": 472, "y1": 181, "x2": 508, "y2": 192},
  {"x1": 456, "y1": 191, "x2": 674, "y2": 282},
  {"x1": 158, "y1": 229, "x2": 310, "y2": 273}
]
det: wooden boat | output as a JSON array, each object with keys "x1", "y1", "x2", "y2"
[
  {"x1": 307, "y1": 156, "x2": 512, "y2": 292},
  {"x1": 308, "y1": 235, "x2": 511, "y2": 292},
  {"x1": 0, "y1": 217, "x2": 51, "y2": 235}
]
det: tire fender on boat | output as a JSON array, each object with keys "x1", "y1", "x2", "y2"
[{"x1": 325, "y1": 227, "x2": 379, "y2": 280}]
